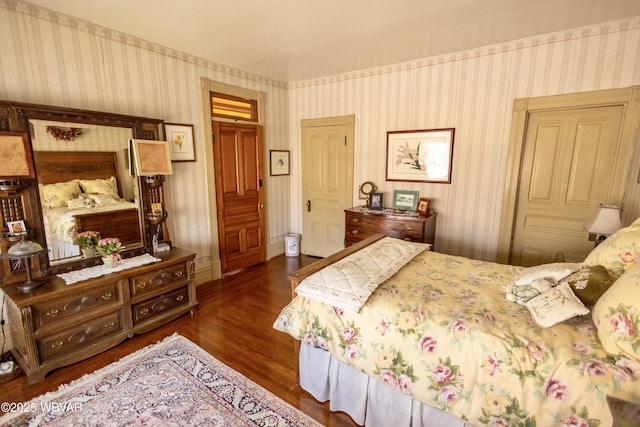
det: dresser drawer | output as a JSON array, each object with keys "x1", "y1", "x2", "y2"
[
  {"x1": 131, "y1": 287, "x2": 189, "y2": 325},
  {"x1": 129, "y1": 263, "x2": 188, "y2": 297},
  {"x1": 37, "y1": 310, "x2": 125, "y2": 362},
  {"x1": 32, "y1": 282, "x2": 121, "y2": 330}
]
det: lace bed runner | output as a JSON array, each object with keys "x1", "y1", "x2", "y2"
[{"x1": 57, "y1": 254, "x2": 162, "y2": 285}]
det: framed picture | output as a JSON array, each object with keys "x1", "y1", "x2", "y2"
[
  {"x1": 151, "y1": 203, "x2": 163, "y2": 215},
  {"x1": 386, "y1": 128, "x2": 455, "y2": 183},
  {"x1": 392, "y1": 190, "x2": 420, "y2": 211},
  {"x1": 7, "y1": 220, "x2": 27, "y2": 236},
  {"x1": 270, "y1": 150, "x2": 290, "y2": 176},
  {"x1": 369, "y1": 192, "x2": 383, "y2": 210},
  {"x1": 416, "y1": 198, "x2": 431, "y2": 215},
  {"x1": 164, "y1": 123, "x2": 195, "y2": 162},
  {"x1": 0, "y1": 132, "x2": 35, "y2": 179},
  {"x1": 130, "y1": 139, "x2": 173, "y2": 176}
]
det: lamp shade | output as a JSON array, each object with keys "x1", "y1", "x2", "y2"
[
  {"x1": 584, "y1": 205, "x2": 622, "y2": 235},
  {"x1": 7, "y1": 239, "x2": 44, "y2": 256}
]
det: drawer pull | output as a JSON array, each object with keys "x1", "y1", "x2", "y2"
[
  {"x1": 351, "y1": 229, "x2": 359, "y2": 235},
  {"x1": 351, "y1": 217, "x2": 359, "y2": 223},
  {"x1": 139, "y1": 308, "x2": 150, "y2": 316},
  {"x1": 46, "y1": 309, "x2": 59, "y2": 318},
  {"x1": 104, "y1": 321, "x2": 116, "y2": 329},
  {"x1": 174, "y1": 270, "x2": 183, "y2": 278},
  {"x1": 137, "y1": 282, "x2": 147, "y2": 290},
  {"x1": 176, "y1": 295, "x2": 185, "y2": 302},
  {"x1": 102, "y1": 292, "x2": 112, "y2": 300},
  {"x1": 403, "y1": 225, "x2": 414, "y2": 231},
  {"x1": 51, "y1": 341, "x2": 64, "y2": 350}
]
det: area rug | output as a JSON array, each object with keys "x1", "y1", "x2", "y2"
[{"x1": 1, "y1": 334, "x2": 322, "y2": 426}]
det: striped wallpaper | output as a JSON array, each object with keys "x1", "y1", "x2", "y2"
[{"x1": 1, "y1": 0, "x2": 639, "y2": 278}]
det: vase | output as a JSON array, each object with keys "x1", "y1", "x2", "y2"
[
  {"x1": 102, "y1": 256, "x2": 115, "y2": 268},
  {"x1": 81, "y1": 247, "x2": 96, "y2": 258}
]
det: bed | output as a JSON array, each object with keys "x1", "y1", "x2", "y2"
[
  {"x1": 274, "y1": 224, "x2": 640, "y2": 426},
  {"x1": 34, "y1": 151, "x2": 142, "y2": 260}
]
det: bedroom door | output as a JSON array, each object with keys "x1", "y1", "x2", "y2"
[
  {"x1": 511, "y1": 105, "x2": 624, "y2": 266},
  {"x1": 212, "y1": 121, "x2": 266, "y2": 273},
  {"x1": 301, "y1": 116, "x2": 354, "y2": 257}
]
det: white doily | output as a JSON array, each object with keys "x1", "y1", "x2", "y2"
[{"x1": 58, "y1": 254, "x2": 162, "y2": 285}]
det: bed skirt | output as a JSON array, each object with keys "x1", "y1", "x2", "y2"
[{"x1": 299, "y1": 344, "x2": 470, "y2": 427}]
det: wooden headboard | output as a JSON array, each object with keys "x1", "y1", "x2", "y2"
[{"x1": 33, "y1": 151, "x2": 124, "y2": 197}]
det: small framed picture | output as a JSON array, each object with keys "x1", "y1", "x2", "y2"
[
  {"x1": 164, "y1": 123, "x2": 196, "y2": 162},
  {"x1": 0, "y1": 132, "x2": 35, "y2": 179},
  {"x1": 7, "y1": 220, "x2": 27, "y2": 236},
  {"x1": 369, "y1": 192, "x2": 383, "y2": 210},
  {"x1": 416, "y1": 198, "x2": 431, "y2": 216},
  {"x1": 270, "y1": 150, "x2": 290, "y2": 176},
  {"x1": 130, "y1": 139, "x2": 173, "y2": 176},
  {"x1": 392, "y1": 190, "x2": 420, "y2": 211},
  {"x1": 151, "y1": 203, "x2": 163, "y2": 215}
]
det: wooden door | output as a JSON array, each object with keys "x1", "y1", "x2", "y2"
[
  {"x1": 511, "y1": 105, "x2": 624, "y2": 266},
  {"x1": 301, "y1": 116, "x2": 354, "y2": 257},
  {"x1": 212, "y1": 121, "x2": 265, "y2": 273}
]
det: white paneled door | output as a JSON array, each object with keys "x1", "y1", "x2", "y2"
[
  {"x1": 511, "y1": 105, "x2": 624, "y2": 266},
  {"x1": 301, "y1": 116, "x2": 354, "y2": 257}
]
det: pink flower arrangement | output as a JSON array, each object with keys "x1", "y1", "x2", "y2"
[
  {"x1": 74, "y1": 231, "x2": 100, "y2": 248},
  {"x1": 96, "y1": 237, "x2": 122, "y2": 257}
]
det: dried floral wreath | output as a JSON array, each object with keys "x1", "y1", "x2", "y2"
[{"x1": 46, "y1": 125, "x2": 83, "y2": 142}]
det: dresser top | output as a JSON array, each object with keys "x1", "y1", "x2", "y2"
[
  {"x1": 1, "y1": 247, "x2": 195, "y2": 305},
  {"x1": 346, "y1": 206, "x2": 436, "y2": 220}
]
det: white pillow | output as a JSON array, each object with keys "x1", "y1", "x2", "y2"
[
  {"x1": 87, "y1": 194, "x2": 123, "y2": 206},
  {"x1": 525, "y1": 283, "x2": 590, "y2": 328},
  {"x1": 506, "y1": 262, "x2": 582, "y2": 304}
]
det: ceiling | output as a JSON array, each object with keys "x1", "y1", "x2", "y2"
[{"x1": 24, "y1": 0, "x2": 640, "y2": 82}]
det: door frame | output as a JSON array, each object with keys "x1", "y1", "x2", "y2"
[
  {"x1": 497, "y1": 86, "x2": 640, "y2": 264},
  {"x1": 200, "y1": 78, "x2": 266, "y2": 279}
]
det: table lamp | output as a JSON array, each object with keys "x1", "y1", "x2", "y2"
[
  {"x1": 5, "y1": 238, "x2": 46, "y2": 291},
  {"x1": 584, "y1": 205, "x2": 622, "y2": 247}
]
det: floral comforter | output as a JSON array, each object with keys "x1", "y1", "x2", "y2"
[{"x1": 274, "y1": 250, "x2": 640, "y2": 426}]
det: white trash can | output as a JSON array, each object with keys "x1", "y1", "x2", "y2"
[{"x1": 284, "y1": 233, "x2": 300, "y2": 257}]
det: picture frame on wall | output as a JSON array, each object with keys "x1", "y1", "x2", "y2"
[
  {"x1": 0, "y1": 132, "x2": 35, "y2": 179},
  {"x1": 164, "y1": 123, "x2": 195, "y2": 162},
  {"x1": 392, "y1": 190, "x2": 420, "y2": 211},
  {"x1": 369, "y1": 192, "x2": 383, "y2": 210},
  {"x1": 270, "y1": 150, "x2": 290, "y2": 176},
  {"x1": 386, "y1": 128, "x2": 455, "y2": 183},
  {"x1": 416, "y1": 198, "x2": 431, "y2": 215}
]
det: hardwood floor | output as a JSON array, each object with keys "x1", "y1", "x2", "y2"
[{"x1": 0, "y1": 254, "x2": 358, "y2": 426}]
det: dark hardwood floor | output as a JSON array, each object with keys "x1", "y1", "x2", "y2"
[{"x1": 0, "y1": 254, "x2": 357, "y2": 426}]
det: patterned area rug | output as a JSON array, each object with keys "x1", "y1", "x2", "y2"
[{"x1": 1, "y1": 334, "x2": 321, "y2": 426}]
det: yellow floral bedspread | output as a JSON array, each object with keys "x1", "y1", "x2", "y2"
[{"x1": 274, "y1": 251, "x2": 640, "y2": 426}]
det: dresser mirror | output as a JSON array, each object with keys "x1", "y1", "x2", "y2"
[{"x1": 0, "y1": 101, "x2": 163, "y2": 278}]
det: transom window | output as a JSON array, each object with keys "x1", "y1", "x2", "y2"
[{"x1": 211, "y1": 92, "x2": 258, "y2": 122}]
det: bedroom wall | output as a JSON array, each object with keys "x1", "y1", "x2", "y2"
[
  {"x1": 0, "y1": 0, "x2": 292, "y2": 283},
  {"x1": 287, "y1": 16, "x2": 640, "y2": 260}
]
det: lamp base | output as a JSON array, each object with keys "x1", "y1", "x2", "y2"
[{"x1": 17, "y1": 279, "x2": 44, "y2": 292}]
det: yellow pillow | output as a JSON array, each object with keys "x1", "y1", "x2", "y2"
[
  {"x1": 78, "y1": 176, "x2": 118, "y2": 196},
  {"x1": 583, "y1": 225, "x2": 640, "y2": 275},
  {"x1": 592, "y1": 262, "x2": 640, "y2": 361},
  {"x1": 39, "y1": 180, "x2": 81, "y2": 209}
]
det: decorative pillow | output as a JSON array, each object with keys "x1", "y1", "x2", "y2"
[
  {"x1": 67, "y1": 194, "x2": 96, "y2": 209},
  {"x1": 87, "y1": 193, "x2": 123, "y2": 206},
  {"x1": 592, "y1": 261, "x2": 640, "y2": 361},
  {"x1": 78, "y1": 176, "x2": 118, "y2": 196},
  {"x1": 583, "y1": 225, "x2": 640, "y2": 275},
  {"x1": 39, "y1": 180, "x2": 81, "y2": 209},
  {"x1": 558, "y1": 265, "x2": 620, "y2": 306},
  {"x1": 525, "y1": 283, "x2": 590, "y2": 328},
  {"x1": 505, "y1": 262, "x2": 582, "y2": 304}
]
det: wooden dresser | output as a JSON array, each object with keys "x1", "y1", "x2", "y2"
[
  {"x1": 345, "y1": 206, "x2": 437, "y2": 248},
  {"x1": 2, "y1": 248, "x2": 197, "y2": 384}
]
